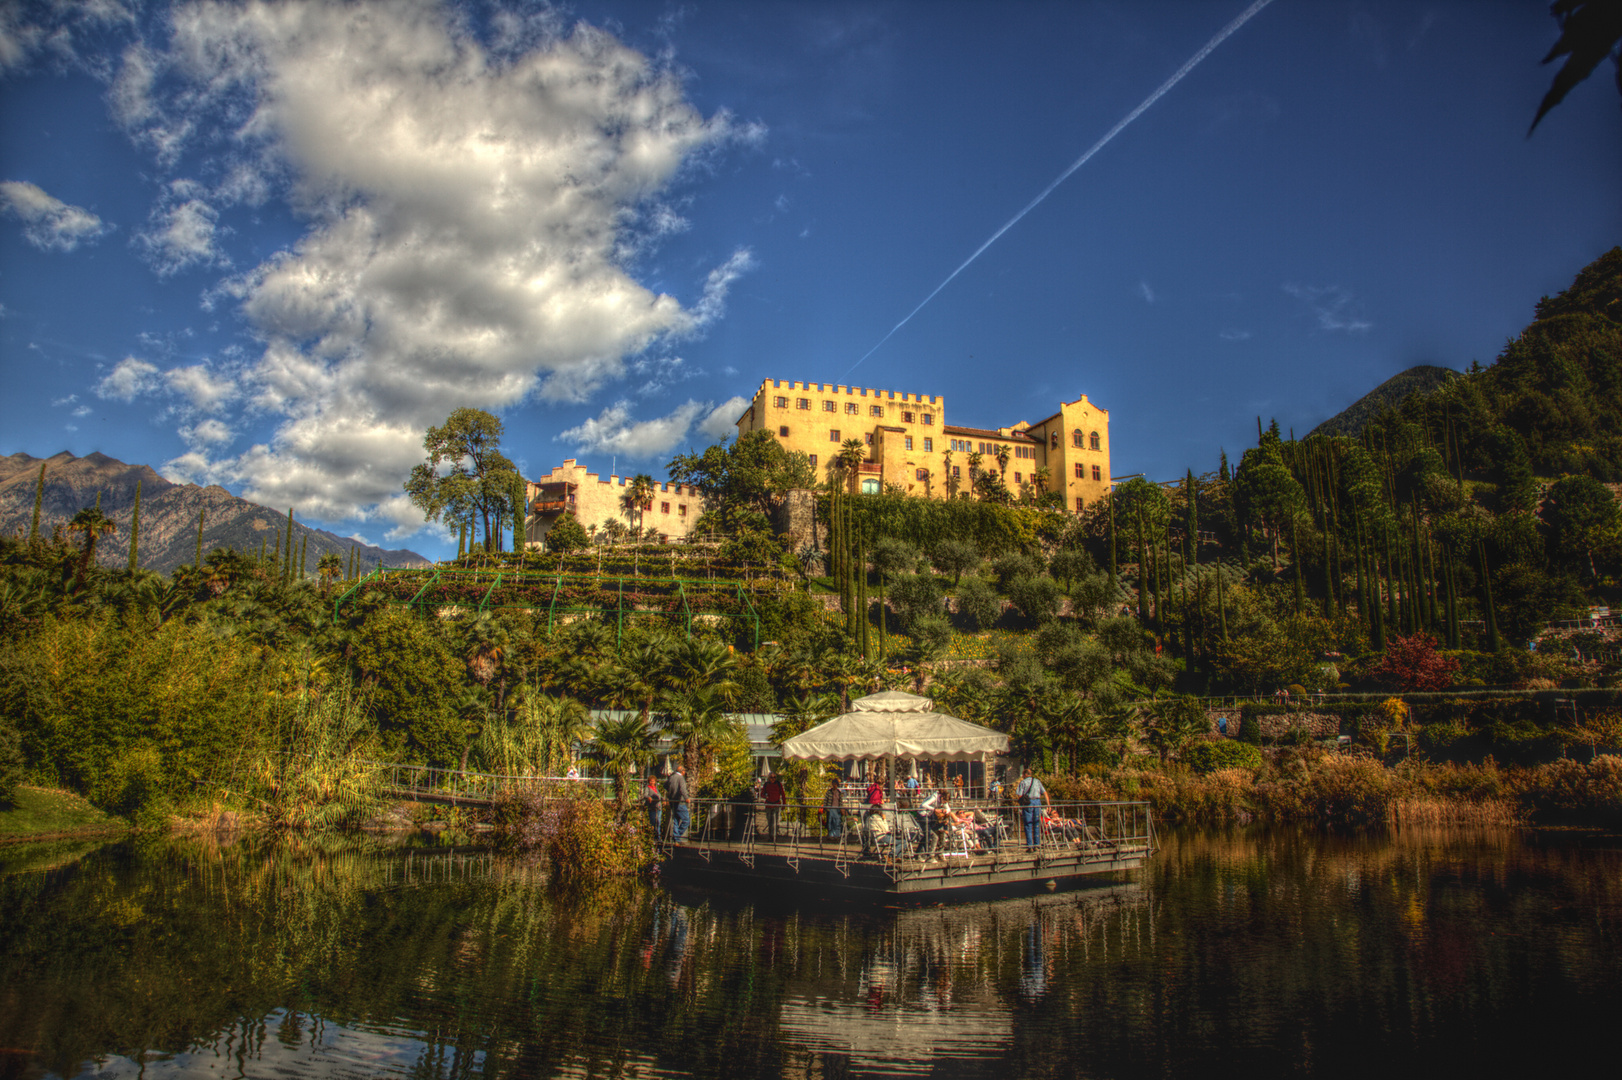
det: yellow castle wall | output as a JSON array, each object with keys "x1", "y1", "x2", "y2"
[
  {"x1": 735, "y1": 378, "x2": 1112, "y2": 509},
  {"x1": 523, "y1": 459, "x2": 701, "y2": 546}
]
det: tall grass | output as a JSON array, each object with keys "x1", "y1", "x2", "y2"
[
  {"x1": 490, "y1": 785, "x2": 652, "y2": 880},
  {"x1": 237, "y1": 680, "x2": 386, "y2": 831}
]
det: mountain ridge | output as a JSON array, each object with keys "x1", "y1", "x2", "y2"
[{"x1": 0, "y1": 451, "x2": 430, "y2": 573}]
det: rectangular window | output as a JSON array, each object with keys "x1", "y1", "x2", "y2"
[
  {"x1": 1092, "y1": 465, "x2": 1102, "y2": 481},
  {"x1": 678, "y1": 504, "x2": 687, "y2": 517},
  {"x1": 809, "y1": 454, "x2": 818, "y2": 469},
  {"x1": 923, "y1": 437, "x2": 933, "y2": 452},
  {"x1": 660, "y1": 501, "x2": 669, "y2": 514},
  {"x1": 797, "y1": 397, "x2": 810, "y2": 410},
  {"x1": 774, "y1": 395, "x2": 787, "y2": 408},
  {"x1": 902, "y1": 411, "x2": 915, "y2": 423},
  {"x1": 865, "y1": 433, "x2": 873, "y2": 445},
  {"x1": 923, "y1": 413, "x2": 934, "y2": 425},
  {"x1": 904, "y1": 436, "x2": 913, "y2": 450},
  {"x1": 845, "y1": 402, "x2": 859, "y2": 415},
  {"x1": 1076, "y1": 496, "x2": 1084, "y2": 512},
  {"x1": 1075, "y1": 464, "x2": 1085, "y2": 478},
  {"x1": 870, "y1": 405, "x2": 883, "y2": 418},
  {"x1": 779, "y1": 425, "x2": 789, "y2": 437},
  {"x1": 952, "y1": 465, "x2": 961, "y2": 478},
  {"x1": 1015, "y1": 472, "x2": 1022, "y2": 484},
  {"x1": 830, "y1": 429, "x2": 840, "y2": 442},
  {"x1": 823, "y1": 400, "x2": 836, "y2": 412}
]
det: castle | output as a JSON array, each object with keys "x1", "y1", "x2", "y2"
[
  {"x1": 523, "y1": 379, "x2": 1112, "y2": 546},
  {"x1": 734, "y1": 379, "x2": 1112, "y2": 511}
]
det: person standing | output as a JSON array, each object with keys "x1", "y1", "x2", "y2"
[
  {"x1": 1015, "y1": 767, "x2": 1048, "y2": 849},
  {"x1": 666, "y1": 763, "x2": 690, "y2": 842},
  {"x1": 642, "y1": 772, "x2": 663, "y2": 840},
  {"x1": 823, "y1": 776, "x2": 844, "y2": 841},
  {"x1": 762, "y1": 771, "x2": 786, "y2": 841},
  {"x1": 862, "y1": 774, "x2": 885, "y2": 855}
]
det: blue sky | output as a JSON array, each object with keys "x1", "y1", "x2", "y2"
[{"x1": 1, "y1": 0, "x2": 1617, "y2": 558}]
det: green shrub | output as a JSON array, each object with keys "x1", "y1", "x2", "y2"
[
  {"x1": 1006, "y1": 575, "x2": 1063, "y2": 625},
  {"x1": 930, "y1": 538, "x2": 981, "y2": 584},
  {"x1": 955, "y1": 577, "x2": 1003, "y2": 631},
  {"x1": 991, "y1": 554, "x2": 1042, "y2": 591},
  {"x1": 908, "y1": 614, "x2": 953, "y2": 660},
  {"x1": 887, "y1": 572, "x2": 945, "y2": 631},
  {"x1": 1181, "y1": 740, "x2": 1264, "y2": 774},
  {"x1": 1417, "y1": 720, "x2": 1469, "y2": 754},
  {"x1": 0, "y1": 710, "x2": 24, "y2": 807}
]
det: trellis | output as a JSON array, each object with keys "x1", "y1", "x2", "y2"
[{"x1": 333, "y1": 567, "x2": 762, "y2": 647}]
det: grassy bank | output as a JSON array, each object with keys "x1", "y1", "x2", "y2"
[
  {"x1": 1045, "y1": 751, "x2": 1622, "y2": 829},
  {"x1": 0, "y1": 786, "x2": 126, "y2": 842}
]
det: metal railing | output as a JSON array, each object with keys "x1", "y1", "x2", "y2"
[
  {"x1": 379, "y1": 762, "x2": 613, "y2": 802},
  {"x1": 654, "y1": 797, "x2": 1154, "y2": 879}
]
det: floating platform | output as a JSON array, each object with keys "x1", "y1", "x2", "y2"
[{"x1": 658, "y1": 800, "x2": 1154, "y2": 900}]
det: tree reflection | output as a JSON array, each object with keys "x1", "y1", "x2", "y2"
[{"x1": 0, "y1": 827, "x2": 1618, "y2": 1078}]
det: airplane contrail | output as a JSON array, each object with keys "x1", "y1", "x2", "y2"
[{"x1": 846, "y1": 0, "x2": 1276, "y2": 375}]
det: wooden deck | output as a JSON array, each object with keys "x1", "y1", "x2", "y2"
[{"x1": 659, "y1": 800, "x2": 1155, "y2": 899}]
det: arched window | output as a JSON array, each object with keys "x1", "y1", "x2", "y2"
[
  {"x1": 1072, "y1": 430, "x2": 1084, "y2": 448},
  {"x1": 1089, "y1": 431, "x2": 1100, "y2": 451},
  {"x1": 1050, "y1": 432, "x2": 1059, "y2": 450}
]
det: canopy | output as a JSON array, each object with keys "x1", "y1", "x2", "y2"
[{"x1": 779, "y1": 690, "x2": 1009, "y2": 762}]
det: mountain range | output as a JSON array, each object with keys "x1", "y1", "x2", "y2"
[{"x1": 0, "y1": 451, "x2": 430, "y2": 574}]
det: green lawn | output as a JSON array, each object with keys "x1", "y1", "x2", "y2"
[{"x1": 0, "y1": 786, "x2": 126, "y2": 841}]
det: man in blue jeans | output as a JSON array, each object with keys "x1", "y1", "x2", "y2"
[
  {"x1": 1015, "y1": 767, "x2": 1048, "y2": 849},
  {"x1": 666, "y1": 763, "x2": 690, "y2": 842}
]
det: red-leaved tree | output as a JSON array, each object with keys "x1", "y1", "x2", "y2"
[{"x1": 1369, "y1": 634, "x2": 1461, "y2": 692}]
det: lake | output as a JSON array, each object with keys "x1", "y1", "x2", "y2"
[{"x1": 2, "y1": 826, "x2": 1618, "y2": 1078}]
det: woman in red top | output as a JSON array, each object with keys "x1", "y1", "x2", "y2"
[{"x1": 762, "y1": 772, "x2": 786, "y2": 841}]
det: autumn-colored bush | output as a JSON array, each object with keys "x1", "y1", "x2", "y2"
[{"x1": 491, "y1": 786, "x2": 652, "y2": 879}]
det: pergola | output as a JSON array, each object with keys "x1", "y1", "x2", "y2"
[{"x1": 779, "y1": 690, "x2": 1008, "y2": 788}]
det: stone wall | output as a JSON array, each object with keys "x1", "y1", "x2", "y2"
[{"x1": 1206, "y1": 709, "x2": 1342, "y2": 740}]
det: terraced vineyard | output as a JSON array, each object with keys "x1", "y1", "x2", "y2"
[{"x1": 333, "y1": 566, "x2": 774, "y2": 645}]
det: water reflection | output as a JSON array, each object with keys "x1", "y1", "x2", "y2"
[{"x1": 0, "y1": 827, "x2": 1617, "y2": 1078}]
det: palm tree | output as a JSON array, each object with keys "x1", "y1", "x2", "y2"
[
  {"x1": 316, "y1": 552, "x2": 343, "y2": 596},
  {"x1": 667, "y1": 636, "x2": 739, "y2": 701},
  {"x1": 659, "y1": 684, "x2": 740, "y2": 778},
  {"x1": 619, "y1": 635, "x2": 676, "y2": 725},
  {"x1": 66, "y1": 504, "x2": 117, "y2": 588},
  {"x1": 587, "y1": 713, "x2": 658, "y2": 802},
  {"x1": 621, "y1": 473, "x2": 656, "y2": 534},
  {"x1": 994, "y1": 444, "x2": 1010, "y2": 479},
  {"x1": 511, "y1": 687, "x2": 593, "y2": 774},
  {"x1": 836, "y1": 438, "x2": 868, "y2": 494}
]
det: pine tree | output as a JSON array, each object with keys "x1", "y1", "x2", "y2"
[
  {"x1": 128, "y1": 479, "x2": 142, "y2": 572},
  {"x1": 28, "y1": 462, "x2": 45, "y2": 542},
  {"x1": 283, "y1": 508, "x2": 295, "y2": 582}
]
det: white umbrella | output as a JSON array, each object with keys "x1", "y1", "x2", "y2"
[{"x1": 779, "y1": 690, "x2": 1009, "y2": 762}]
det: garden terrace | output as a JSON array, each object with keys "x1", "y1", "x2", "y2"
[
  {"x1": 446, "y1": 543, "x2": 794, "y2": 583},
  {"x1": 333, "y1": 568, "x2": 765, "y2": 646}
]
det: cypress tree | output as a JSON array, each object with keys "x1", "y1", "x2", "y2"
[
  {"x1": 283, "y1": 508, "x2": 295, "y2": 582},
  {"x1": 1184, "y1": 469, "x2": 1198, "y2": 567},
  {"x1": 128, "y1": 480, "x2": 142, "y2": 572},
  {"x1": 1135, "y1": 506, "x2": 1149, "y2": 624},
  {"x1": 29, "y1": 462, "x2": 45, "y2": 542},
  {"x1": 259, "y1": 536, "x2": 268, "y2": 567},
  {"x1": 1290, "y1": 518, "x2": 1305, "y2": 615},
  {"x1": 1479, "y1": 540, "x2": 1500, "y2": 652},
  {"x1": 298, "y1": 533, "x2": 308, "y2": 579},
  {"x1": 195, "y1": 506, "x2": 206, "y2": 568},
  {"x1": 1216, "y1": 558, "x2": 1229, "y2": 642},
  {"x1": 1107, "y1": 494, "x2": 1118, "y2": 585},
  {"x1": 457, "y1": 520, "x2": 467, "y2": 560}
]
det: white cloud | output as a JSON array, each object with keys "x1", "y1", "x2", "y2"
[
  {"x1": 0, "y1": 180, "x2": 110, "y2": 251},
  {"x1": 51, "y1": 393, "x2": 78, "y2": 407},
  {"x1": 72, "y1": 404, "x2": 92, "y2": 417},
  {"x1": 1138, "y1": 280, "x2": 1155, "y2": 304},
  {"x1": 136, "y1": 182, "x2": 228, "y2": 276},
  {"x1": 700, "y1": 396, "x2": 750, "y2": 439},
  {"x1": 558, "y1": 399, "x2": 711, "y2": 459},
  {"x1": 96, "y1": 357, "x2": 162, "y2": 401},
  {"x1": 163, "y1": 363, "x2": 238, "y2": 412},
  {"x1": 1219, "y1": 328, "x2": 1251, "y2": 341},
  {"x1": 111, "y1": 2, "x2": 757, "y2": 526},
  {"x1": 180, "y1": 417, "x2": 234, "y2": 446},
  {"x1": 1283, "y1": 283, "x2": 1372, "y2": 333}
]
